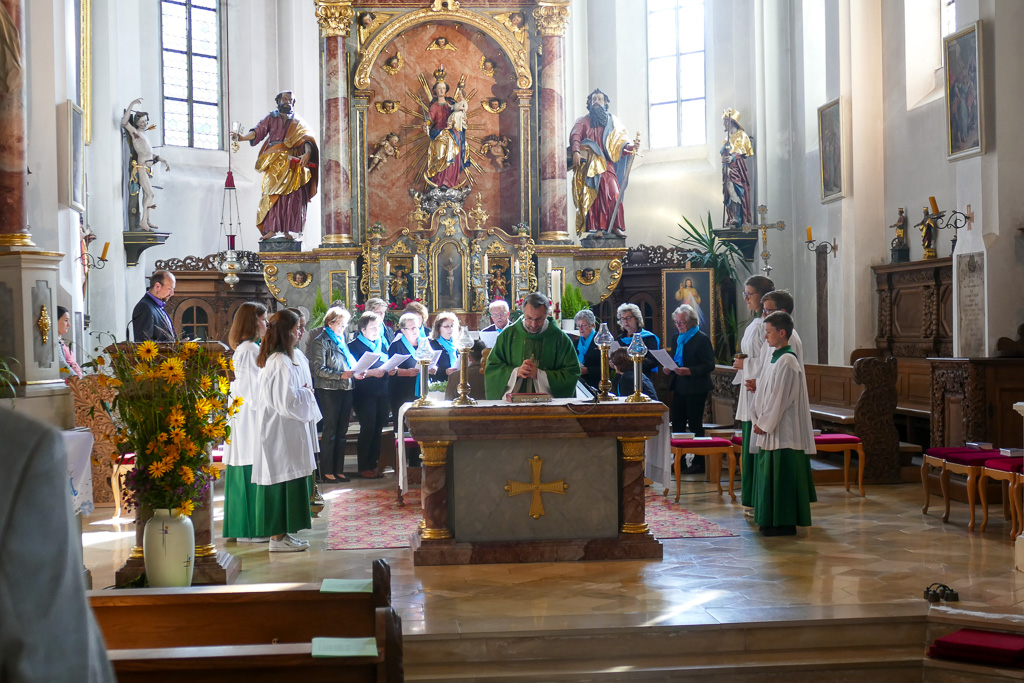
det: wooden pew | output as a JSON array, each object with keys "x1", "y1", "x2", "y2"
[{"x1": 89, "y1": 558, "x2": 403, "y2": 682}]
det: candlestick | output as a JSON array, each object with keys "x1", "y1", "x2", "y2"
[
  {"x1": 100, "y1": 241, "x2": 110, "y2": 261},
  {"x1": 929, "y1": 196, "x2": 939, "y2": 214}
]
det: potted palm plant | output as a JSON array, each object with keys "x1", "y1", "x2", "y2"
[
  {"x1": 674, "y1": 212, "x2": 752, "y2": 363},
  {"x1": 559, "y1": 283, "x2": 590, "y2": 331}
]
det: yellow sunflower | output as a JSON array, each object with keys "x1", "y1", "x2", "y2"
[
  {"x1": 168, "y1": 427, "x2": 186, "y2": 444},
  {"x1": 167, "y1": 407, "x2": 186, "y2": 428},
  {"x1": 217, "y1": 356, "x2": 229, "y2": 370},
  {"x1": 183, "y1": 341, "x2": 200, "y2": 355},
  {"x1": 218, "y1": 376, "x2": 230, "y2": 395},
  {"x1": 196, "y1": 397, "x2": 214, "y2": 417},
  {"x1": 179, "y1": 499, "x2": 195, "y2": 516},
  {"x1": 148, "y1": 459, "x2": 172, "y2": 478},
  {"x1": 200, "y1": 376, "x2": 213, "y2": 391},
  {"x1": 179, "y1": 465, "x2": 195, "y2": 484},
  {"x1": 137, "y1": 340, "x2": 160, "y2": 361}
]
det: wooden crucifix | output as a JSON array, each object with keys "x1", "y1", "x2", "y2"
[{"x1": 742, "y1": 204, "x2": 786, "y2": 275}]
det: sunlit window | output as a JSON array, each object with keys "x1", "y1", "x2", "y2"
[
  {"x1": 161, "y1": 0, "x2": 221, "y2": 150},
  {"x1": 647, "y1": 0, "x2": 706, "y2": 149}
]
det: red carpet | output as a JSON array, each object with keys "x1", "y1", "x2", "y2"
[{"x1": 326, "y1": 487, "x2": 736, "y2": 551}]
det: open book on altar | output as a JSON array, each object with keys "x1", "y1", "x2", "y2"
[{"x1": 503, "y1": 392, "x2": 552, "y2": 403}]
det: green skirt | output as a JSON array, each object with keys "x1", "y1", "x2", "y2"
[
  {"x1": 738, "y1": 421, "x2": 756, "y2": 507},
  {"x1": 253, "y1": 475, "x2": 313, "y2": 537},
  {"x1": 753, "y1": 448, "x2": 817, "y2": 528},
  {"x1": 222, "y1": 464, "x2": 261, "y2": 539}
]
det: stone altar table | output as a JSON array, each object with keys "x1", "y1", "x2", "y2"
[{"x1": 405, "y1": 399, "x2": 667, "y2": 565}]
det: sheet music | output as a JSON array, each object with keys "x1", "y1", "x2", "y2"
[
  {"x1": 351, "y1": 351, "x2": 382, "y2": 374},
  {"x1": 377, "y1": 353, "x2": 410, "y2": 373},
  {"x1": 479, "y1": 330, "x2": 499, "y2": 348},
  {"x1": 427, "y1": 349, "x2": 444, "y2": 372},
  {"x1": 650, "y1": 348, "x2": 678, "y2": 371}
]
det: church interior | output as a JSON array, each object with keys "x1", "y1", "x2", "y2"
[{"x1": 4, "y1": 0, "x2": 1024, "y2": 679}]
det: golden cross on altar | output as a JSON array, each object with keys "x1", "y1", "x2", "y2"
[
  {"x1": 965, "y1": 204, "x2": 974, "y2": 230},
  {"x1": 505, "y1": 455, "x2": 568, "y2": 519},
  {"x1": 742, "y1": 204, "x2": 786, "y2": 275}
]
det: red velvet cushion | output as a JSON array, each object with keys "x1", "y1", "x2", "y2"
[
  {"x1": 119, "y1": 454, "x2": 136, "y2": 466},
  {"x1": 928, "y1": 628, "x2": 1024, "y2": 666},
  {"x1": 944, "y1": 450, "x2": 1002, "y2": 466},
  {"x1": 212, "y1": 454, "x2": 223, "y2": 463},
  {"x1": 984, "y1": 457, "x2": 1024, "y2": 474},
  {"x1": 402, "y1": 437, "x2": 418, "y2": 448},
  {"x1": 814, "y1": 434, "x2": 861, "y2": 445},
  {"x1": 670, "y1": 437, "x2": 733, "y2": 449},
  {"x1": 731, "y1": 435, "x2": 743, "y2": 446}
]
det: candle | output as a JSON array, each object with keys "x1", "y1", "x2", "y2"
[
  {"x1": 806, "y1": 226, "x2": 813, "y2": 243},
  {"x1": 547, "y1": 258, "x2": 552, "y2": 274},
  {"x1": 514, "y1": 259, "x2": 520, "y2": 275},
  {"x1": 413, "y1": 254, "x2": 419, "y2": 273},
  {"x1": 929, "y1": 196, "x2": 939, "y2": 214},
  {"x1": 482, "y1": 253, "x2": 488, "y2": 273},
  {"x1": 100, "y1": 241, "x2": 110, "y2": 261},
  {"x1": 349, "y1": 261, "x2": 356, "y2": 277}
]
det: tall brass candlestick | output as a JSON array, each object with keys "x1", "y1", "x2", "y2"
[
  {"x1": 412, "y1": 358, "x2": 433, "y2": 407},
  {"x1": 594, "y1": 322, "x2": 616, "y2": 402},
  {"x1": 451, "y1": 328, "x2": 477, "y2": 406}
]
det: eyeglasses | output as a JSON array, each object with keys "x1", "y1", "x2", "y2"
[
  {"x1": 743, "y1": 292, "x2": 756, "y2": 299},
  {"x1": 617, "y1": 314, "x2": 635, "y2": 321},
  {"x1": 762, "y1": 306, "x2": 778, "y2": 313}
]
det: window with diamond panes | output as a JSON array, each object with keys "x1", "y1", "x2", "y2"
[
  {"x1": 161, "y1": 0, "x2": 221, "y2": 150},
  {"x1": 647, "y1": 0, "x2": 706, "y2": 149}
]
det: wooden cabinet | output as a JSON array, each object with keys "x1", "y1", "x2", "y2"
[{"x1": 931, "y1": 358, "x2": 1024, "y2": 449}]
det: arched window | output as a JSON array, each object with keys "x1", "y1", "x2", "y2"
[
  {"x1": 647, "y1": 0, "x2": 706, "y2": 149},
  {"x1": 161, "y1": 0, "x2": 221, "y2": 149},
  {"x1": 178, "y1": 301, "x2": 212, "y2": 341}
]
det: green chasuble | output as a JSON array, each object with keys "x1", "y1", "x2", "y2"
[{"x1": 484, "y1": 317, "x2": 580, "y2": 399}]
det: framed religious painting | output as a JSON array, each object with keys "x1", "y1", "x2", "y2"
[
  {"x1": 944, "y1": 21, "x2": 984, "y2": 161},
  {"x1": 62, "y1": 100, "x2": 86, "y2": 213},
  {"x1": 430, "y1": 239, "x2": 466, "y2": 312},
  {"x1": 661, "y1": 268, "x2": 715, "y2": 348},
  {"x1": 384, "y1": 256, "x2": 415, "y2": 305},
  {"x1": 817, "y1": 97, "x2": 844, "y2": 203}
]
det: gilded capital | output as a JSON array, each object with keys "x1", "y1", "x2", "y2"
[
  {"x1": 533, "y1": 4, "x2": 570, "y2": 37},
  {"x1": 315, "y1": 0, "x2": 354, "y2": 39}
]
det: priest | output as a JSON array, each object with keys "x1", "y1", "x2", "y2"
[{"x1": 484, "y1": 292, "x2": 580, "y2": 399}]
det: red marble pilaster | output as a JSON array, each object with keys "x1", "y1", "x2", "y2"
[
  {"x1": 534, "y1": 3, "x2": 570, "y2": 243},
  {"x1": 419, "y1": 441, "x2": 452, "y2": 540},
  {"x1": 618, "y1": 438, "x2": 649, "y2": 533},
  {"x1": 0, "y1": 0, "x2": 30, "y2": 248},
  {"x1": 315, "y1": 1, "x2": 354, "y2": 246}
]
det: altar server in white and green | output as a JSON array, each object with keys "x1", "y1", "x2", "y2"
[
  {"x1": 734, "y1": 275, "x2": 774, "y2": 511},
  {"x1": 222, "y1": 302, "x2": 269, "y2": 542},
  {"x1": 485, "y1": 292, "x2": 580, "y2": 399},
  {"x1": 253, "y1": 309, "x2": 321, "y2": 552},
  {"x1": 750, "y1": 311, "x2": 816, "y2": 537}
]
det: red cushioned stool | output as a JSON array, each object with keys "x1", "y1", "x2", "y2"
[
  {"x1": 814, "y1": 433, "x2": 866, "y2": 496},
  {"x1": 979, "y1": 457, "x2": 1024, "y2": 535},
  {"x1": 669, "y1": 437, "x2": 737, "y2": 502},
  {"x1": 921, "y1": 447, "x2": 1001, "y2": 531}
]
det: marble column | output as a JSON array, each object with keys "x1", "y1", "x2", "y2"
[
  {"x1": 533, "y1": 2, "x2": 571, "y2": 244},
  {"x1": 419, "y1": 441, "x2": 452, "y2": 540},
  {"x1": 618, "y1": 437, "x2": 650, "y2": 534},
  {"x1": 315, "y1": 1, "x2": 354, "y2": 246},
  {"x1": 0, "y1": 0, "x2": 30, "y2": 249}
]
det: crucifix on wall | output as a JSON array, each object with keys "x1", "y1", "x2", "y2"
[{"x1": 742, "y1": 204, "x2": 786, "y2": 275}]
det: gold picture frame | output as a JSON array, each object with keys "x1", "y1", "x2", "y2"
[
  {"x1": 661, "y1": 268, "x2": 715, "y2": 347},
  {"x1": 817, "y1": 97, "x2": 844, "y2": 203},
  {"x1": 944, "y1": 21, "x2": 984, "y2": 161}
]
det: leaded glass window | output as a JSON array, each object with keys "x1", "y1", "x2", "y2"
[
  {"x1": 647, "y1": 0, "x2": 706, "y2": 149},
  {"x1": 161, "y1": 0, "x2": 221, "y2": 150}
]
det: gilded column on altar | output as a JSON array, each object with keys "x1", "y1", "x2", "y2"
[
  {"x1": 315, "y1": 1, "x2": 355, "y2": 245},
  {"x1": 534, "y1": 2, "x2": 571, "y2": 243}
]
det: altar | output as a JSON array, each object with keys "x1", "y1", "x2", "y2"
[{"x1": 405, "y1": 399, "x2": 667, "y2": 565}]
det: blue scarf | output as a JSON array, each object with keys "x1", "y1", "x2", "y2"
[
  {"x1": 621, "y1": 328, "x2": 659, "y2": 348},
  {"x1": 356, "y1": 333, "x2": 383, "y2": 357},
  {"x1": 397, "y1": 333, "x2": 418, "y2": 358},
  {"x1": 324, "y1": 327, "x2": 356, "y2": 367},
  {"x1": 435, "y1": 335, "x2": 459, "y2": 368},
  {"x1": 577, "y1": 330, "x2": 595, "y2": 365},
  {"x1": 419, "y1": 325, "x2": 428, "y2": 339},
  {"x1": 673, "y1": 327, "x2": 699, "y2": 365}
]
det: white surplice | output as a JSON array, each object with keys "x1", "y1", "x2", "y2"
[
  {"x1": 750, "y1": 351, "x2": 816, "y2": 454},
  {"x1": 224, "y1": 340, "x2": 261, "y2": 468},
  {"x1": 253, "y1": 351, "x2": 322, "y2": 486},
  {"x1": 733, "y1": 316, "x2": 766, "y2": 422}
]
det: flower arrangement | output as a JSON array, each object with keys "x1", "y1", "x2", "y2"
[{"x1": 90, "y1": 340, "x2": 238, "y2": 515}]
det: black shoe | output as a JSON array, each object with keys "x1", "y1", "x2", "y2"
[{"x1": 760, "y1": 525, "x2": 797, "y2": 537}]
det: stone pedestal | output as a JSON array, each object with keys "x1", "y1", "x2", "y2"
[{"x1": 406, "y1": 399, "x2": 666, "y2": 565}]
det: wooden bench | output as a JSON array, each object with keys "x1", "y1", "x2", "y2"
[{"x1": 89, "y1": 559, "x2": 402, "y2": 682}]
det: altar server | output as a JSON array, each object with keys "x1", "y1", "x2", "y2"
[
  {"x1": 760, "y1": 290, "x2": 804, "y2": 363},
  {"x1": 254, "y1": 309, "x2": 320, "y2": 552},
  {"x1": 222, "y1": 302, "x2": 269, "y2": 542},
  {"x1": 750, "y1": 311, "x2": 817, "y2": 537},
  {"x1": 734, "y1": 275, "x2": 774, "y2": 511}
]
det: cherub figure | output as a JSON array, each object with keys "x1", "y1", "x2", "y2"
[
  {"x1": 368, "y1": 132, "x2": 401, "y2": 173},
  {"x1": 381, "y1": 52, "x2": 403, "y2": 75},
  {"x1": 497, "y1": 11, "x2": 528, "y2": 48},
  {"x1": 480, "y1": 56, "x2": 497, "y2": 77},
  {"x1": 480, "y1": 134, "x2": 511, "y2": 170},
  {"x1": 121, "y1": 98, "x2": 171, "y2": 231},
  {"x1": 375, "y1": 99, "x2": 400, "y2": 114},
  {"x1": 481, "y1": 97, "x2": 506, "y2": 114},
  {"x1": 428, "y1": 36, "x2": 457, "y2": 51}
]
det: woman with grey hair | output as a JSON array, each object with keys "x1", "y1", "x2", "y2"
[
  {"x1": 616, "y1": 302, "x2": 661, "y2": 375},
  {"x1": 662, "y1": 304, "x2": 716, "y2": 472},
  {"x1": 574, "y1": 309, "x2": 602, "y2": 389}
]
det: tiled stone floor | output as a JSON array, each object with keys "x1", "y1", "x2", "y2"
[{"x1": 82, "y1": 475, "x2": 1024, "y2": 637}]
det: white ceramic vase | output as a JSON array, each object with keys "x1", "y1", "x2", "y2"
[
  {"x1": 143, "y1": 508, "x2": 195, "y2": 587},
  {"x1": 560, "y1": 319, "x2": 576, "y2": 332}
]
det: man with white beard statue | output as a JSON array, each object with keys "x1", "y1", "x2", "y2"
[{"x1": 568, "y1": 89, "x2": 639, "y2": 238}]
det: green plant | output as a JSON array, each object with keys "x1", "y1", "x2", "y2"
[
  {"x1": 674, "y1": 212, "x2": 752, "y2": 362},
  {"x1": 309, "y1": 287, "x2": 345, "y2": 330},
  {"x1": 0, "y1": 357, "x2": 20, "y2": 404},
  {"x1": 560, "y1": 283, "x2": 590, "y2": 320}
]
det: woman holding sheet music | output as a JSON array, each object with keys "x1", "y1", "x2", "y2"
[
  {"x1": 388, "y1": 312, "x2": 424, "y2": 468},
  {"x1": 349, "y1": 311, "x2": 394, "y2": 479},
  {"x1": 429, "y1": 311, "x2": 461, "y2": 383}
]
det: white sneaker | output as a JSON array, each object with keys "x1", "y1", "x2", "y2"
[
  {"x1": 286, "y1": 533, "x2": 310, "y2": 547},
  {"x1": 237, "y1": 537, "x2": 271, "y2": 543},
  {"x1": 269, "y1": 535, "x2": 309, "y2": 552}
]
